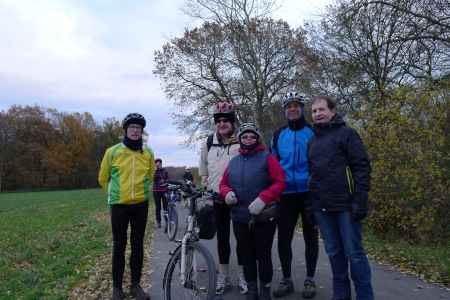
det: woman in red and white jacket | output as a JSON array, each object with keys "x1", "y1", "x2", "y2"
[{"x1": 220, "y1": 122, "x2": 286, "y2": 300}]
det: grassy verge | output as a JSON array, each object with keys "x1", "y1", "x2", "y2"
[
  {"x1": 0, "y1": 189, "x2": 156, "y2": 299},
  {"x1": 363, "y1": 231, "x2": 449, "y2": 287},
  {"x1": 1, "y1": 189, "x2": 448, "y2": 299}
]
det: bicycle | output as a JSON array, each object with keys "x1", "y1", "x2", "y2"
[
  {"x1": 163, "y1": 179, "x2": 217, "y2": 300},
  {"x1": 165, "y1": 183, "x2": 182, "y2": 241}
]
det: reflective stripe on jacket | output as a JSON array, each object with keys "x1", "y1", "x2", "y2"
[{"x1": 307, "y1": 114, "x2": 371, "y2": 212}]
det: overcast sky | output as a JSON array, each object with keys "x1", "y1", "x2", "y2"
[{"x1": 0, "y1": 0, "x2": 331, "y2": 168}]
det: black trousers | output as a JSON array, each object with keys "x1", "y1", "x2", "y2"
[
  {"x1": 213, "y1": 201, "x2": 243, "y2": 266},
  {"x1": 277, "y1": 193, "x2": 319, "y2": 278},
  {"x1": 233, "y1": 219, "x2": 277, "y2": 284},
  {"x1": 110, "y1": 201, "x2": 149, "y2": 288},
  {"x1": 153, "y1": 191, "x2": 168, "y2": 224}
]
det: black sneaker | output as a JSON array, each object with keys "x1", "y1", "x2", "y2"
[
  {"x1": 129, "y1": 284, "x2": 150, "y2": 300},
  {"x1": 112, "y1": 287, "x2": 126, "y2": 300},
  {"x1": 272, "y1": 280, "x2": 294, "y2": 297},
  {"x1": 303, "y1": 279, "x2": 316, "y2": 298}
]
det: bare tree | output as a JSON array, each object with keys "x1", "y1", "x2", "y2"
[
  {"x1": 154, "y1": 14, "x2": 316, "y2": 147},
  {"x1": 305, "y1": 0, "x2": 450, "y2": 114}
]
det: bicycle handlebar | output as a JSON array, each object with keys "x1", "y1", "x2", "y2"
[
  {"x1": 165, "y1": 179, "x2": 204, "y2": 197},
  {"x1": 166, "y1": 179, "x2": 184, "y2": 186}
]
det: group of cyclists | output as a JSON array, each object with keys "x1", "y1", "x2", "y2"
[{"x1": 99, "y1": 91, "x2": 374, "y2": 300}]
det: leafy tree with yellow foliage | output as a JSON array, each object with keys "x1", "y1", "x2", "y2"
[{"x1": 351, "y1": 82, "x2": 449, "y2": 245}]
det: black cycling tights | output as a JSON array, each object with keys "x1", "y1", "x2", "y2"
[
  {"x1": 153, "y1": 191, "x2": 168, "y2": 224},
  {"x1": 213, "y1": 201, "x2": 243, "y2": 266},
  {"x1": 277, "y1": 193, "x2": 319, "y2": 279},
  {"x1": 110, "y1": 201, "x2": 149, "y2": 288}
]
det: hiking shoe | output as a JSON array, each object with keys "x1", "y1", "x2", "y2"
[
  {"x1": 237, "y1": 274, "x2": 249, "y2": 294},
  {"x1": 216, "y1": 275, "x2": 233, "y2": 295},
  {"x1": 302, "y1": 280, "x2": 316, "y2": 298},
  {"x1": 112, "y1": 287, "x2": 126, "y2": 300},
  {"x1": 273, "y1": 280, "x2": 294, "y2": 297},
  {"x1": 129, "y1": 284, "x2": 150, "y2": 300}
]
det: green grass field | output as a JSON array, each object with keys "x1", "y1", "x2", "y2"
[
  {"x1": 0, "y1": 189, "x2": 156, "y2": 299},
  {"x1": 0, "y1": 189, "x2": 448, "y2": 299}
]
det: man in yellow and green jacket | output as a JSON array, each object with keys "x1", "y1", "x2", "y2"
[{"x1": 98, "y1": 112, "x2": 155, "y2": 300}]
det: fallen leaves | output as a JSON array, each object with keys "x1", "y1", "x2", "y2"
[{"x1": 67, "y1": 208, "x2": 156, "y2": 299}]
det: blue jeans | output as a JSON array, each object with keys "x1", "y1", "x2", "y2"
[{"x1": 313, "y1": 210, "x2": 374, "y2": 300}]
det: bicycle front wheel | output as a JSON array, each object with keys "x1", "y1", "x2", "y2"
[
  {"x1": 167, "y1": 204, "x2": 178, "y2": 241},
  {"x1": 164, "y1": 241, "x2": 217, "y2": 300}
]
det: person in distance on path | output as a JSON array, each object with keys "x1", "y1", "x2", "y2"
[{"x1": 153, "y1": 158, "x2": 169, "y2": 231}]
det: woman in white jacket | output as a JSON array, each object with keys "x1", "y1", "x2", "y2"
[{"x1": 198, "y1": 101, "x2": 248, "y2": 295}]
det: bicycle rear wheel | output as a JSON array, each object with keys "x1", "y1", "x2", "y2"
[
  {"x1": 167, "y1": 204, "x2": 178, "y2": 241},
  {"x1": 164, "y1": 241, "x2": 217, "y2": 300}
]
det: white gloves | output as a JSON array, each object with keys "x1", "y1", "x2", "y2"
[
  {"x1": 248, "y1": 197, "x2": 265, "y2": 215},
  {"x1": 225, "y1": 191, "x2": 238, "y2": 205}
]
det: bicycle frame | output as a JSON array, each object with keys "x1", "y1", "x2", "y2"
[
  {"x1": 180, "y1": 195, "x2": 197, "y2": 284},
  {"x1": 164, "y1": 180, "x2": 211, "y2": 286}
]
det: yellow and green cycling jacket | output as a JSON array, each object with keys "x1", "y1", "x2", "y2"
[{"x1": 98, "y1": 143, "x2": 155, "y2": 205}]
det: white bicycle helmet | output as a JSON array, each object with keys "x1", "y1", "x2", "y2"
[{"x1": 282, "y1": 92, "x2": 305, "y2": 108}]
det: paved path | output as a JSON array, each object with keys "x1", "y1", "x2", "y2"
[{"x1": 147, "y1": 203, "x2": 449, "y2": 300}]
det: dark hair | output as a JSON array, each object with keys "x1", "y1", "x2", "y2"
[{"x1": 311, "y1": 95, "x2": 336, "y2": 110}]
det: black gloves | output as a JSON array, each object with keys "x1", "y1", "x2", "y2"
[
  {"x1": 304, "y1": 205, "x2": 317, "y2": 227},
  {"x1": 351, "y1": 211, "x2": 367, "y2": 222}
]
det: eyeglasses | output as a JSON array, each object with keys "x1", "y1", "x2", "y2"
[
  {"x1": 215, "y1": 118, "x2": 230, "y2": 124},
  {"x1": 128, "y1": 125, "x2": 142, "y2": 130},
  {"x1": 241, "y1": 134, "x2": 257, "y2": 140}
]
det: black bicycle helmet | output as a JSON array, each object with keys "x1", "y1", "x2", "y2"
[
  {"x1": 155, "y1": 158, "x2": 162, "y2": 163},
  {"x1": 282, "y1": 92, "x2": 306, "y2": 108},
  {"x1": 213, "y1": 102, "x2": 236, "y2": 124},
  {"x1": 122, "y1": 113, "x2": 146, "y2": 129}
]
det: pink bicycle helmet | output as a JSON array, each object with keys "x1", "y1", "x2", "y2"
[{"x1": 213, "y1": 102, "x2": 236, "y2": 124}]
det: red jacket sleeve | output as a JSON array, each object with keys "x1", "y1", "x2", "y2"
[
  {"x1": 219, "y1": 165, "x2": 233, "y2": 200},
  {"x1": 258, "y1": 154, "x2": 286, "y2": 205}
]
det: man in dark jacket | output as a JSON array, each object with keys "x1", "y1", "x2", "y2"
[
  {"x1": 183, "y1": 167, "x2": 194, "y2": 182},
  {"x1": 307, "y1": 95, "x2": 374, "y2": 300}
]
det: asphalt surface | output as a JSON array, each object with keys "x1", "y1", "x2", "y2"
[{"x1": 147, "y1": 201, "x2": 449, "y2": 300}]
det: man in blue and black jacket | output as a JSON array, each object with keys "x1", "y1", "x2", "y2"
[{"x1": 270, "y1": 92, "x2": 319, "y2": 299}]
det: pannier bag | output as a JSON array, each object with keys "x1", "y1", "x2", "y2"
[{"x1": 197, "y1": 204, "x2": 216, "y2": 240}]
